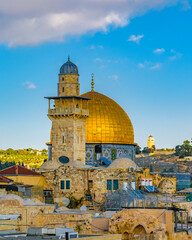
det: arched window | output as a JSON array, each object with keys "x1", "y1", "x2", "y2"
[
  {"x1": 62, "y1": 87, "x2": 64, "y2": 92},
  {"x1": 62, "y1": 136, "x2": 65, "y2": 144}
]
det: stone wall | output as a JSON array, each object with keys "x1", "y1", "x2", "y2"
[
  {"x1": 50, "y1": 115, "x2": 87, "y2": 165},
  {"x1": 32, "y1": 211, "x2": 92, "y2": 233},
  {"x1": 0, "y1": 189, "x2": 6, "y2": 198},
  {"x1": 42, "y1": 165, "x2": 135, "y2": 204},
  {"x1": 58, "y1": 74, "x2": 79, "y2": 96},
  {"x1": 42, "y1": 166, "x2": 88, "y2": 201},
  {"x1": 0, "y1": 198, "x2": 55, "y2": 232},
  {"x1": 109, "y1": 209, "x2": 175, "y2": 239},
  {"x1": 79, "y1": 235, "x2": 122, "y2": 240},
  {"x1": 0, "y1": 219, "x2": 19, "y2": 230}
]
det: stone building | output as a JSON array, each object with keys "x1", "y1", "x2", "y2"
[
  {"x1": 39, "y1": 158, "x2": 137, "y2": 203},
  {"x1": 0, "y1": 194, "x2": 92, "y2": 233},
  {"x1": 45, "y1": 57, "x2": 136, "y2": 166},
  {"x1": 38, "y1": 57, "x2": 138, "y2": 203},
  {"x1": 45, "y1": 57, "x2": 90, "y2": 166}
]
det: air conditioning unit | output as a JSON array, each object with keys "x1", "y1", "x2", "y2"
[
  {"x1": 56, "y1": 227, "x2": 74, "y2": 237},
  {"x1": 27, "y1": 227, "x2": 48, "y2": 236},
  {"x1": 66, "y1": 232, "x2": 79, "y2": 239}
]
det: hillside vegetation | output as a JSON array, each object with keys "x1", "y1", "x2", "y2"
[{"x1": 0, "y1": 148, "x2": 48, "y2": 169}]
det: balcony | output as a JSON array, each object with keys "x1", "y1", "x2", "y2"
[{"x1": 48, "y1": 108, "x2": 89, "y2": 116}]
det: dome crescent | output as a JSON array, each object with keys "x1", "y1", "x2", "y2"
[{"x1": 81, "y1": 91, "x2": 135, "y2": 145}]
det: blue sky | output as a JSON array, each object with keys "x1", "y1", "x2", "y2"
[{"x1": 0, "y1": 0, "x2": 191, "y2": 150}]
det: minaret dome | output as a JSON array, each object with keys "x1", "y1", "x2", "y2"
[{"x1": 59, "y1": 56, "x2": 79, "y2": 75}]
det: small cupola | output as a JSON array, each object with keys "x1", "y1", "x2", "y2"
[{"x1": 59, "y1": 57, "x2": 79, "y2": 75}]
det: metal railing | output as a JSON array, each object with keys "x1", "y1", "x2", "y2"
[{"x1": 48, "y1": 108, "x2": 89, "y2": 116}]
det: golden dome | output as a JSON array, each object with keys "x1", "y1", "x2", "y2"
[{"x1": 81, "y1": 91, "x2": 135, "y2": 145}]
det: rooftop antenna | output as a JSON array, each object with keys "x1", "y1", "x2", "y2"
[{"x1": 91, "y1": 73, "x2": 94, "y2": 92}]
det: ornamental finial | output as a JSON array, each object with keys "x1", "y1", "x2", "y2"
[
  {"x1": 91, "y1": 73, "x2": 94, "y2": 92},
  {"x1": 68, "y1": 55, "x2": 70, "y2": 61}
]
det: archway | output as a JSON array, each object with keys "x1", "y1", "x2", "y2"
[
  {"x1": 122, "y1": 232, "x2": 129, "y2": 240},
  {"x1": 133, "y1": 225, "x2": 146, "y2": 240},
  {"x1": 158, "y1": 179, "x2": 174, "y2": 193}
]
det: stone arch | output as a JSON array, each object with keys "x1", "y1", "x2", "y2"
[
  {"x1": 133, "y1": 224, "x2": 146, "y2": 235},
  {"x1": 121, "y1": 223, "x2": 148, "y2": 240},
  {"x1": 122, "y1": 232, "x2": 129, "y2": 240},
  {"x1": 130, "y1": 222, "x2": 149, "y2": 235},
  {"x1": 158, "y1": 179, "x2": 174, "y2": 193}
]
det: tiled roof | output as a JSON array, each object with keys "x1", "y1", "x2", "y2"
[
  {"x1": 0, "y1": 165, "x2": 41, "y2": 176},
  {"x1": 0, "y1": 175, "x2": 13, "y2": 182}
]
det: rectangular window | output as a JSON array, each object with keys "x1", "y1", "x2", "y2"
[
  {"x1": 113, "y1": 180, "x2": 119, "y2": 190},
  {"x1": 107, "y1": 179, "x2": 118, "y2": 190},
  {"x1": 60, "y1": 180, "x2": 65, "y2": 190},
  {"x1": 62, "y1": 136, "x2": 65, "y2": 144},
  {"x1": 66, "y1": 180, "x2": 70, "y2": 190},
  {"x1": 107, "y1": 180, "x2": 112, "y2": 190},
  {"x1": 60, "y1": 180, "x2": 70, "y2": 190}
]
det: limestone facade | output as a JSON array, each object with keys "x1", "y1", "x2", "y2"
[
  {"x1": 0, "y1": 197, "x2": 92, "y2": 233},
  {"x1": 50, "y1": 114, "x2": 88, "y2": 164},
  {"x1": 0, "y1": 198, "x2": 55, "y2": 232},
  {"x1": 58, "y1": 74, "x2": 79, "y2": 96},
  {"x1": 41, "y1": 164, "x2": 135, "y2": 204},
  {"x1": 109, "y1": 208, "x2": 192, "y2": 239},
  {"x1": 47, "y1": 75, "x2": 89, "y2": 164},
  {"x1": 109, "y1": 209, "x2": 173, "y2": 239}
]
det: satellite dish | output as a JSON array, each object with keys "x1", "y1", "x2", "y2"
[
  {"x1": 62, "y1": 198, "x2": 70, "y2": 207},
  {"x1": 80, "y1": 205, "x2": 87, "y2": 212},
  {"x1": 59, "y1": 156, "x2": 69, "y2": 164}
]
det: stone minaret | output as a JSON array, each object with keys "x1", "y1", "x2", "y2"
[{"x1": 45, "y1": 57, "x2": 90, "y2": 164}]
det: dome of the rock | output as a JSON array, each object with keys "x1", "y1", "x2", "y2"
[{"x1": 81, "y1": 91, "x2": 135, "y2": 145}]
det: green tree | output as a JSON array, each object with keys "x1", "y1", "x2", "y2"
[
  {"x1": 175, "y1": 140, "x2": 192, "y2": 158},
  {"x1": 135, "y1": 145, "x2": 141, "y2": 154},
  {"x1": 142, "y1": 147, "x2": 153, "y2": 153}
]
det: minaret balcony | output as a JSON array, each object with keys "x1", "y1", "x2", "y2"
[{"x1": 48, "y1": 108, "x2": 89, "y2": 116}]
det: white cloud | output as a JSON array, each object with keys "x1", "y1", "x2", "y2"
[
  {"x1": 0, "y1": 0, "x2": 187, "y2": 46},
  {"x1": 138, "y1": 63, "x2": 145, "y2": 68},
  {"x1": 89, "y1": 45, "x2": 104, "y2": 50},
  {"x1": 94, "y1": 57, "x2": 102, "y2": 62},
  {"x1": 128, "y1": 34, "x2": 144, "y2": 44},
  {"x1": 153, "y1": 48, "x2": 165, "y2": 54},
  {"x1": 169, "y1": 51, "x2": 183, "y2": 61},
  {"x1": 180, "y1": 0, "x2": 191, "y2": 10},
  {"x1": 22, "y1": 82, "x2": 36, "y2": 89},
  {"x1": 150, "y1": 64, "x2": 161, "y2": 70},
  {"x1": 170, "y1": 49, "x2": 176, "y2": 53},
  {"x1": 89, "y1": 45, "x2": 95, "y2": 50},
  {"x1": 109, "y1": 74, "x2": 119, "y2": 81}
]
